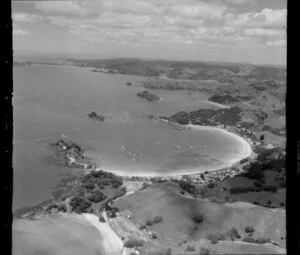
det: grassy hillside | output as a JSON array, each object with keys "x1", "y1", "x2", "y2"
[{"x1": 114, "y1": 182, "x2": 285, "y2": 248}]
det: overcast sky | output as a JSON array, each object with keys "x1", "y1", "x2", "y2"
[{"x1": 12, "y1": 0, "x2": 286, "y2": 65}]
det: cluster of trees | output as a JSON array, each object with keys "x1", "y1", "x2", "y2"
[
  {"x1": 146, "y1": 215, "x2": 163, "y2": 226},
  {"x1": 124, "y1": 238, "x2": 144, "y2": 248},
  {"x1": 178, "y1": 180, "x2": 197, "y2": 195},
  {"x1": 229, "y1": 185, "x2": 278, "y2": 194},
  {"x1": 207, "y1": 227, "x2": 241, "y2": 244},
  {"x1": 69, "y1": 196, "x2": 91, "y2": 213},
  {"x1": 169, "y1": 106, "x2": 242, "y2": 126},
  {"x1": 242, "y1": 236, "x2": 271, "y2": 244},
  {"x1": 81, "y1": 170, "x2": 123, "y2": 189}
]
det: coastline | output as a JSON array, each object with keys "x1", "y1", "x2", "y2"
[{"x1": 94, "y1": 124, "x2": 253, "y2": 178}]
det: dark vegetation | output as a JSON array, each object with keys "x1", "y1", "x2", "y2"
[
  {"x1": 195, "y1": 147, "x2": 286, "y2": 208},
  {"x1": 137, "y1": 90, "x2": 160, "y2": 101},
  {"x1": 242, "y1": 236, "x2": 271, "y2": 244},
  {"x1": 168, "y1": 106, "x2": 243, "y2": 126},
  {"x1": 124, "y1": 238, "x2": 145, "y2": 248},
  {"x1": 207, "y1": 227, "x2": 241, "y2": 244},
  {"x1": 69, "y1": 196, "x2": 92, "y2": 213},
  {"x1": 50, "y1": 139, "x2": 97, "y2": 169},
  {"x1": 245, "y1": 226, "x2": 255, "y2": 234},
  {"x1": 88, "y1": 111, "x2": 105, "y2": 121},
  {"x1": 146, "y1": 215, "x2": 163, "y2": 226},
  {"x1": 193, "y1": 214, "x2": 204, "y2": 224},
  {"x1": 208, "y1": 95, "x2": 240, "y2": 104}
]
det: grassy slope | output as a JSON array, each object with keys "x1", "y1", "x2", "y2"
[{"x1": 114, "y1": 182, "x2": 285, "y2": 247}]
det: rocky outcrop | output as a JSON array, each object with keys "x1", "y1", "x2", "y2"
[
  {"x1": 88, "y1": 112, "x2": 105, "y2": 121},
  {"x1": 50, "y1": 139, "x2": 97, "y2": 170},
  {"x1": 136, "y1": 90, "x2": 160, "y2": 101}
]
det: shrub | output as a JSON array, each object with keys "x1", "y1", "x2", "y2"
[
  {"x1": 153, "y1": 215, "x2": 163, "y2": 224},
  {"x1": 199, "y1": 247, "x2": 211, "y2": 255},
  {"x1": 146, "y1": 218, "x2": 154, "y2": 226},
  {"x1": 124, "y1": 239, "x2": 144, "y2": 248},
  {"x1": 193, "y1": 214, "x2": 204, "y2": 224},
  {"x1": 228, "y1": 227, "x2": 241, "y2": 240},
  {"x1": 245, "y1": 226, "x2": 255, "y2": 234},
  {"x1": 87, "y1": 190, "x2": 106, "y2": 203},
  {"x1": 255, "y1": 237, "x2": 270, "y2": 244},
  {"x1": 99, "y1": 215, "x2": 106, "y2": 222},
  {"x1": 83, "y1": 183, "x2": 95, "y2": 190},
  {"x1": 151, "y1": 233, "x2": 157, "y2": 239}
]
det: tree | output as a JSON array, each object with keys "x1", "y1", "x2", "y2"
[
  {"x1": 245, "y1": 226, "x2": 255, "y2": 234},
  {"x1": 193, "y1": 214, "x2": 204, "y2": 224},
  {"x1": 260, "y1": 134, "x2": 265, "y2": 141}
]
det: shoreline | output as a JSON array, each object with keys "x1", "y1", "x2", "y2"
[
  {"x1": 93, "y1": 124, "x2": 253, "y2": 178},
  {"x1": 82, "y1": 213, "x2": 124, "y2": 255}
]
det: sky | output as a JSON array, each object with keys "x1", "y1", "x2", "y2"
[{"x1": 12, "y1": 0, "x2": 287, "y2": 65}]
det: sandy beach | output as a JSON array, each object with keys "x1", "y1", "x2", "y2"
[{"x1": 83, "y1": 213, "x2": 124, "y2": 255}]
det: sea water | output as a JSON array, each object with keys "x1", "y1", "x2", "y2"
[{"x1": 13, "y1": 64, "x2": 243, "y2": 209}]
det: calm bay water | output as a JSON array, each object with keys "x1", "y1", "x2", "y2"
[{"x1": 13, "y1": 64, "x2": 242, "y2": 209}]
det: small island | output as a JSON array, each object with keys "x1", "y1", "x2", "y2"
[
  {"x1": 88, "y1": 111, "x2": 105, "y2": 121},
  {"x1": 136, "y1": 90, "x2": 160, "y2": 101},
  {"x1": 49, "y1": 139, "x2": 97, "y2": 170}
]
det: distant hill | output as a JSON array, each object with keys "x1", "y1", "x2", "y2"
[{"x1": 67, "y1": 58, "x2": 286, "y2": 82}]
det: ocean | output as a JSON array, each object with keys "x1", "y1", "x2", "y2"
[{"x1": 13, "y1": 64, "x2": 243, "y2": 209}]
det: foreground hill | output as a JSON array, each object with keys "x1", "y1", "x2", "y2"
[
  {"x1": 113, "y1": 182, "x2": 285, "y2": 254},
  {"x1": 13, "y1": 214, "x2": 122, "y2": 255}
]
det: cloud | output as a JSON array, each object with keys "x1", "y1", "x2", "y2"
[
  {"x1": 29, "y1": 0, "x2": 287, "y2": 50},
  {"x1": 34, "y1": 1, "x2": 88, "y2": 16},
  {"x1": 244, "y1": 28, "x2": 284, "y2": 37},
  {"x1": 169, "y1": 2, "x2": 228, "y2": 19},
  {"x1": 226, "y1": 8, "x2": 287, "y2": 28},
  {"x1": 12, "y1": 12, "x2": 43, "y2": 23},
  {"x1": 34, "y1": 0, "x2": 161, "y2": 16}
]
